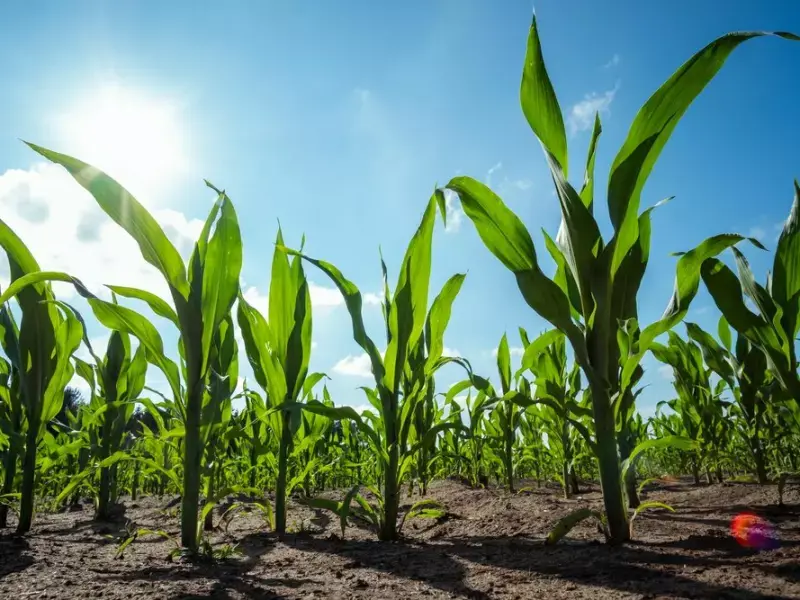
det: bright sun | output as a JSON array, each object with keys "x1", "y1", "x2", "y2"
[{"x1": 59, "y1": 84, "x2": 187, "y2": 200}]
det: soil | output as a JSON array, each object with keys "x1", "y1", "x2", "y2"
[{"x1": 1, "y1": 478, "x2": 799, "y2": 599}]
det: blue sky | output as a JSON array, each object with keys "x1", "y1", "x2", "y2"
[{"x1": 0, "y1": 0, "x2": 798, "y2": 415}]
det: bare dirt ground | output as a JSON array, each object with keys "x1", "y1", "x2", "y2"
[{"x1": 1, "y1": 478, "x2": 799, "y2": 599}]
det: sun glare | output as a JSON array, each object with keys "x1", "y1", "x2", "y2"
[{"x1": 58, "y1": 84, "x2": 188, "y2": 201}]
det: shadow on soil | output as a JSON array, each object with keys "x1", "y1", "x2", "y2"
[
  {"x1": 290, "y1": 535, "x2": 492, "y2": 600},
  {"x1": 287, "y1": 525, "x2": 799, "y2": 600},
  {"x1": 0, "y1": 533, "x2": 33, "y2": 579},
  {"x1": 103, "y1": 531, "x2": 297, "y2": 600}
]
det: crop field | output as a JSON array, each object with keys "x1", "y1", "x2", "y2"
[{"x1": 1, "y1": 13, "x2": 799, "y2": 600}]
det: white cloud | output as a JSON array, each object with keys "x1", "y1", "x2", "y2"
[
  {"x1": 492, "y1": 346, "x2": 525, "y2": 358},
  {"x1": 332, "y1": 353, "x2": 374, "y2": 378},
  {"x1": 241, "y1": 285, "x2": 269, "y2": 314},
  {"x1": 309, "y1": 281, "x2": 344, "y2": 307},
  {"x1": 567, "y1": 85, "x2": 618, "y2": 136},
  {"x1": 443, "y1": 189, "x2": 463, "y2": 234},
  {"x1": 442, "y1": 347, "x2": 461, "y2": 358},
  {"x1": 603, "y1": 54, "x2": 620, "y2": 69},
  {"x1": 658, "y1": 365, "x2": 673, "y2": 381},
  {"x1": 0, "y1": 163, "x2": 203, "y2": 302},
  {"x1": 241, "y1": 281, "x2": 379, "y2": 314}
]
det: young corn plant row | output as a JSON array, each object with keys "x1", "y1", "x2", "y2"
[{"x1": 0, "y1": 17, "x2": 797, "y2": 552}]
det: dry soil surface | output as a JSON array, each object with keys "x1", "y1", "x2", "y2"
[{"x1": 1, "y1": 478, "x2": 799, "y2": 599}]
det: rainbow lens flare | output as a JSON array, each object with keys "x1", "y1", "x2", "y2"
[{"x1": 730, "y1": 512, "x2": 779, "y2": 550}]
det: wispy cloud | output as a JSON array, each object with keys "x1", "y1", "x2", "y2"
[
  {"x1": 567, "y1": 84, "x2": 619, "y2": 136},
  {"x1": 603, "y1": 53, "x2": 620, "y2": 69},
  {"x1": 486, "y1": 162, "x2": 503, "y2": 187},
  {"x1": 511, "y1": 179, "x2": 533, "y2": 191},
  {"x1": 658, "y1": 365, "x2": 673, "y2": 381},
  {"x1": 484, "y1": 162, "x2": 534, "y2": 196}
]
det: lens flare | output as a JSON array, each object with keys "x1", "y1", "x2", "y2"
[{"x1": 730, "y1": 512, "x2": 779, "y2": 550}]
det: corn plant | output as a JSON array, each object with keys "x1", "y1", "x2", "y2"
[
  {"x1": 685, "y1": 319, "x2": 775, "y2": 483},
  {"x1": 236, "y1": 228, "x2": 319, "y2": 535},
  {"x1": 0, "y1": 221, "x2": 84, "y2": 533},
  {"x1": 71, "y1": 329, "x2": 148, "y2": 519},
  {"x1": 9, "y1": 143, "x2": 243, "y2": 552},
  {"x1": 410, "y1": 382, "x2": 441, "y2": 496},
  {"x1": 454, "y1": 333, "x2": 525, "y2": 492},
  {"x1": 0, "y1": 301, "x2": 21, "y2": 528},
  {"x1": 520, "y1": 330, "x2": 586, "y2": 498},
  {"x1": 441, "y1": 16, "x2": 798, "y2": 543},
  {"x1": 699, "y1": 182, "x2": 800, "y2": 405},
  {"x1": 652, "y1": 332, "x2": 731, "y2": 484},
  {"x1": 283, "y1": 193, "x2": 467, "y2": 540},
  {"x1": 445, "y1": 385, "x2": 496, "y2": 488}
]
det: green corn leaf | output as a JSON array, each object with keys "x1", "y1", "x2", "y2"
[
  {"x1": 496, "y1": 333, "x2": 511, "y2": 395},
  {"x1": 610, "y1": 198, "x2": 672, "y2": 325},
  {"x1": 548, "y1": 156, "x2": 602, "y2": 319},
  {"x1": 269, "y1": 228, "x2": 294, "y2": 365},
  {"x1": 445, "y1": 176, "x2": 536, "y2": 272},
  {"x1": 284, "y1": 262, "x2": 312, "y2": 401},
  {"x1": 718, "y1": 315, "x2": 732, "y2": 352},
  {"x1": 621, "y1": 435, "x2": 697, "y2": 481},
  {"x1": 301, "y1": 372, "x2": 329, "y2": 400},
  {"x1": 579, "y1": 113, "x2": 602, "y2": 211},
  {"x1": 0, "y1": 271, "x2": 184, "y2": 408},
  {"x1": 106, "y1": 285, "x2": 179, "y2": 326},
  {"x1": 701, "y1": 258, "x2": 797, "y2": 395},
  {"x1": 520, "y1": 329, "x2": 563, "y2": 373},
  {"x1": 424, "y1": 273, "x2": 466, "y2": 368},
  {"x1": 198, "y1": 195, "x2": 243, "y2": 376},
  {"x1": 26, "y1": 142, "x2": 189, "y2": 298},
  {"x1": 520, "y1": 14, "x2": 568, "y2": 175},
  {"x1": 731, "y1": 248, "x2": 780, "y2": 329},
  {"x1": 278, "y1": 247, "x2": 385, "y2": 387},
  {"x1": 772, "y1": 181, "x2": 800, "y2": 339},
  {"x1": 629, "y1": 501, "x2": 675, "y2": 538},
  {"x1": 684, "y1": 322, "x2": 735, "y2": 387},
  {"x1": 620, "y1": 234, "x2": 762, "y2": 392},
  {"x1": 384, "y1": 194, "x2": 437, "y2": 394},
  {"x1": 339, "y1": 485, "x2": 362, "y2": 539},
  {"x1": 40, "y1": 305, "x2": 83, "y2": 432},
  {"x1": 237, "y1": 290, "x2": 288, "y2": 404},
  {"x1": 546, "y1": 507, "x2": 604, "y2": 545},
  {"x1": 444, "y1": 177, "x2": 590, "y2": 370},
  {"x1": 542, "y1": 230, "x2": 582, "y2": 318},
  {"x1": 607, "y1": 30, "x2": 800, "y2": 280}
]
